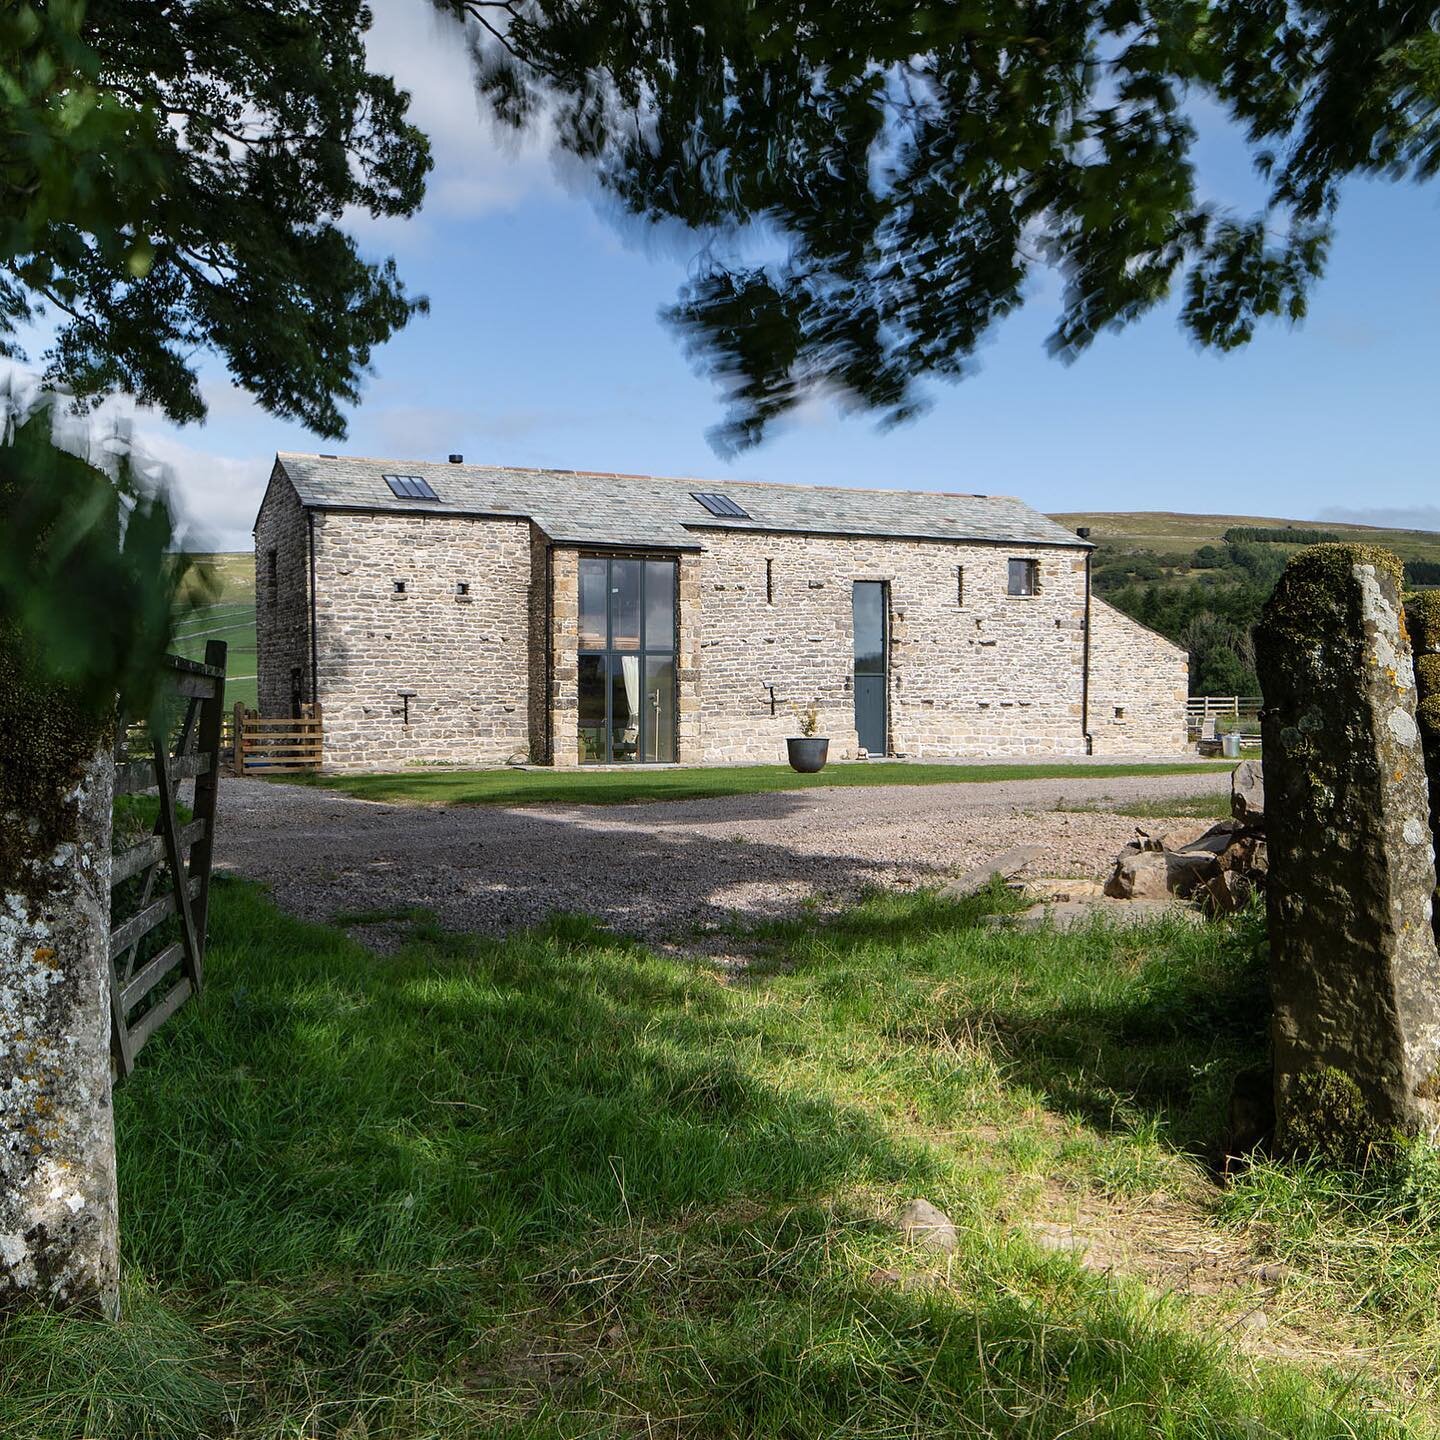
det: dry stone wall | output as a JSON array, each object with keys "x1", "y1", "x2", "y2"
[
  {"x1": 692, "y1": 530, "x2": 1090, "y2": 762},
  {"x1": 253, "y1": 469, "x2": 312, "y2": 718},
  {"x1": 310, "y1": 509, "x2": 535, "y2": 769},
  {"x1": 1087, "y1": 598, "x2": 1190, "y2": 755}
]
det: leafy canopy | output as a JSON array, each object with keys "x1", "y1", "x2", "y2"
[
  {"x1": 445, "y1": 1, "x2": 1440, "y2": 450},
  {"x1": 0, "y1": 0, "x2": 431, "y2": 438}
]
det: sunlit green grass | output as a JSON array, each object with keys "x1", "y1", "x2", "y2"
[
  {"x1": 274, "y1": 759, "x2": 1232, "y2": 808},
  {"x1": 6, "y1": 879, "x2": 1437, "y2": 1436}
]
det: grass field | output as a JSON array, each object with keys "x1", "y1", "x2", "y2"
[
  {"x1": 5, "y1": 880, "x2": 1438, "y2": 1438},
  {"x1": 173, "y1": 553, "x2": 257, "y2": 710},
  {"x1": 278, "y1": 759, "x2": 1233, "y2": 807},
  {"x1": 1050, "y1": 511, "x2": 1440, "y2": 565}
]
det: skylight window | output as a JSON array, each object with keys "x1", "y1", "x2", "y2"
[
  {"x1": 384, "y1": 473, "x2": 440, "y2": 501},
  {"x1": 692, "y1": 491, "x2": 750, "y2": 519}
]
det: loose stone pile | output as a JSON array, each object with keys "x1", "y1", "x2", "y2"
[{"x1": 1102, "y1": 758, "x2": 1267, "y2": 917}]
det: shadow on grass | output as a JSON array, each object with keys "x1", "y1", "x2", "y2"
[
  {"x1": 3, "y1": 882, "x2": 1413, "y2": 1440},
  {"x1": 751, "y1": 886, "x2": 1271, "y2": 1160}
]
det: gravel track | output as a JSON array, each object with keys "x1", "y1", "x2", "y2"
[{"x1": 214, "y1": 767, "x2": 1230, "y2": 946}]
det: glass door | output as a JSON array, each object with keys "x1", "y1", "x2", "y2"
[
  {"x1": 577, "y1": 556, "x2": 677, "y2": 763},
  {"x1": 853, "y1": 581, "x2": 888, "y2": 756}
]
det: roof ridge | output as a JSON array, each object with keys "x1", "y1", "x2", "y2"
[{"x1": 278, "y1": 451, "x2": 1008, "y2": 504}]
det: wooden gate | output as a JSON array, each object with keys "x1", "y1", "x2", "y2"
[
  {"x1": 110, "y1": 641, "x2": 226, "y2": 1076},
  {"x1": 232, "y1": 703, "x2": 323, "y2": 775}
]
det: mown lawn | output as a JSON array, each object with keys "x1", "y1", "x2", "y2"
[
  {"x1": 276, "y1": 758, "x2": 1231, "y2": 808},
  {"x1": 3, "y1": 880, "x2": 1437, "y2": 1438}
]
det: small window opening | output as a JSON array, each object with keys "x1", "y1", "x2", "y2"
[
  {"x1": 765, "y1": 558, "x2": 774, "y2": 604},
  {"x1": 1114, "y1": 705, "x2": 1126, "y2": 720},
  {"x1": 393, "y1": 579, "x2": 407, "y2": 595},
  {"x1": 1007, "y1": 558, "x2": 1039, "y2": 597},
  {"x1": 956, "y1": 565, "x2": 965, "y2": 607},
  {"x1": 456, "y1": 581, "x2": 470, "y2": 596}
]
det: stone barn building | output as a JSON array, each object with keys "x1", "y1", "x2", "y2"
[{"x1": 254, "y1": 453, "x2": 1188, "y2": 770}]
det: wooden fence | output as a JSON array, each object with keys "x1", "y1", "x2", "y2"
[
  {"x1": 1187, "y1": 695, "x2": 1262, "y2": 739},
  {"x1": 232, "y1": 703, "x2": 323, "y2": 775},
  {"x1": 110, "y1": 642, "x2": 225, "y2": 1077}
]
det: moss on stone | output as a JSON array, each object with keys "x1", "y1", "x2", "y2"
[
  {"x1": 1415, "y1": 654, "x2": 1440, "y2": 699},
  {"x1": 1417, "y1": 695, "x2": 1440, "y2": 742},
  {"x1": 1408, "y1": 591, "x2": 1440, "y2": 655},
  {"x1": 1284, "y1": 1066, "x2": 1388, "y2": 1165},
  {"x1": 1261, "y1": 543, "x2": 1405, "y2": 650},
  {"x1": 0, "y1": 621, "x2": 113, "y2": 905}
]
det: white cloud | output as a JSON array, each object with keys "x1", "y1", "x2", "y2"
[
  {"x1": 1316, "y1": 505, "x2": 1440, "y2": 534},
  {"x1": 351, "y1": 0, "x2": 577, "y2": 243}
]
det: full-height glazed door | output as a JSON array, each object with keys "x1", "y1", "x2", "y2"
[
  {"x1": 853, "y1": 581, "x2": 887, "y2": 756},
  {"x1": 577, "y1": 556, "x2": 678, "y2": 762}
]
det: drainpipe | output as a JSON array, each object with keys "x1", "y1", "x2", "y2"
[
  {"x1": 544, "y1": 541, "x2": 554, "y2": 764},
  {"x1": 1081, "y1": 545, "x2": 1094, "y2": 755},
  {"x1": 307, "y1": 511, "x2": 319, "y2": 709}
]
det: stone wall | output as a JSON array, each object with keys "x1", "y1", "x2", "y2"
[
  {"x1": 1087, "y1": 597, "x2": 1190, "y2": 755},
  {"x1": 253, "y1": 468, "x2": 312, "y2": 717},
  {"x1": 309, "y1": 508, "x2": 534, "y2": 769},
  {"x1": 690, "y1": 530, "x2": 1090, "y2": 762},
  {"x1": 257, "y1": 484, "x2": 1190, "y2": 769}
]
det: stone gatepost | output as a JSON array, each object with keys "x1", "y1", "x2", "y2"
[
  {"x1": 1405, "y1": 592, "x2": 1440, "y2": 913},
  {"x1": 1256, "y1": 545, "x2": 1440, "y2": 1154}
]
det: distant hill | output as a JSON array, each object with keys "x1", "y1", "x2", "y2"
[{"x1": 1047, "y1": 511, "x2": 1440, "y2": 566}]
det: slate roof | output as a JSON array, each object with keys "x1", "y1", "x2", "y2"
[{"x1": 273, "y1": 452, "x2": 1089, "y2": 552}]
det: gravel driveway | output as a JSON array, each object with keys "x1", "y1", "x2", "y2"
[{"x1": 214, "y1": 768, "x2": 1230, "y2": 947}]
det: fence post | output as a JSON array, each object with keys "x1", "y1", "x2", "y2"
[
  {"x1": 233, "y1": 701, "x2": 246, "y2": 776},
  {"x1": 185, "y1": 640, "x2": 226, "y2": 986}
]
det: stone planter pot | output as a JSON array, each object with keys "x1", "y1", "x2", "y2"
[{"x1": 787, "y1": 737, "x2": 830, "y2": 773}]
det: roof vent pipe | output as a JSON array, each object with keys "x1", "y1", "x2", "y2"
[{"x1": 448, "y1": 453, "x2": 463, "y2": 464}]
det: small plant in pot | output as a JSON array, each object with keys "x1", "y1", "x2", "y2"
[{"x1": 786, "y1": 702, "x2": 829, "y2": 773}]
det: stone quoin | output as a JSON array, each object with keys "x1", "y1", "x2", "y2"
[{"x1": 254, "y1": 454, "x2": 1188, "y2": 770}]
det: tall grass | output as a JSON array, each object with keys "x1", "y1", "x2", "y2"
[{"x1": 1, "y1": 881, "x2": 1430, "y2": 1438}]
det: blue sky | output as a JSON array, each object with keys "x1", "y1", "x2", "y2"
[{"x1": 36, "y1": 1, "x2": 1440, "y2": 549}]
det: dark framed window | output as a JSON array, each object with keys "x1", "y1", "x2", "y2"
[
  {"x1": 1007, "y1": 558, "x2": 1039, "y2": 597},
  {"x1": 577, "y1": 555, "x2": 678, "y2": 764}
]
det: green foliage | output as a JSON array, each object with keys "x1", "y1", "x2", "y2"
[
  {"x1": 6, "y1": 880, "x2": 1430, "y2": 1436},
  {"x1": 0, "y1": 395, "x2": 203, "y2": 888},
  {"x1": 1223, "y1": 527, "x2": 1342, "y2": 545},
  {"x1": 1407, "y1": 561, "x2": 1440, "y2": 587},
  {"x1": 449, "y1": 1, "x2": 1440, "y2": 447},
  {"x1": 1, "y1": 0, "x2": 430, "y2": 435}
]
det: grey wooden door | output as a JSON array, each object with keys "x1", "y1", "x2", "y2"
[{"x1": 852, "y1": 581, "x2": 887, "y2": 755}]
